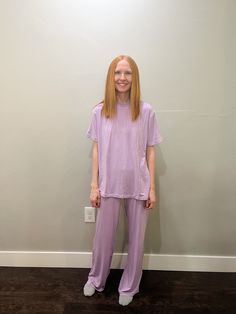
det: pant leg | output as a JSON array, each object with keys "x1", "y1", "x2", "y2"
[
  {"x1": 118, "y1": 198, "x2": 149, "y2": 296},
  {"x1": 87, "y1": 197, "x2": 121, "y2": 291}
]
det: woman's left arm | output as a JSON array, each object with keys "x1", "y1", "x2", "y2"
[{"x1": 146, "y1": 146, "x2": 156, "y2": 209}]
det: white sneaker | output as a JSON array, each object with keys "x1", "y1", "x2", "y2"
[
  {"x1": 83, "y1": 282, "x2": 96, "y2": 296},
  {"x1": 119, "y1": 295, "x2": 133, "y2": 306}
]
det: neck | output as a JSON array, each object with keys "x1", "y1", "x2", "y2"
[{"x1": 117, "y1": 93, "x2": 130, "y2": 104}]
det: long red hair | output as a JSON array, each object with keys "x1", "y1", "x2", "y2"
[{"x1": 101, "y1": 55, "x2": 141, "y2": 121}]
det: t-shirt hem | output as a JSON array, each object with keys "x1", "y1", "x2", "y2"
[{"x1": 100, "y1": 191, "x2": 148, "y2": 200}]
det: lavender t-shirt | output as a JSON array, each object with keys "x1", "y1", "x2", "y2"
[{"x1": 87, "y1": 101, "x2": 162, "y2": 200}]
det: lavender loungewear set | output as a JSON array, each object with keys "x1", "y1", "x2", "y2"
[{"x1": 86, "y1": 101, "x2": 162, "y2": 296}]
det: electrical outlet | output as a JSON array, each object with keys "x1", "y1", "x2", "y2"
[{"x1": 84, "y1": 207, "x2": 96, "y2": 223}]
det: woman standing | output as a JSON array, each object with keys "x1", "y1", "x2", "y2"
[{"x1": 84, "y1": 55, "x2": 162, "y2": 306}]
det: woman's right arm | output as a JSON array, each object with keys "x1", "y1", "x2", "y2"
[{"x1": 90, "y1": 142, "x2": 101, "y2": 208}]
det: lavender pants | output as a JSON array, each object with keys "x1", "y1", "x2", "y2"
[{"x1": 87, "y1": 197, "x2": 149, "y2": 296}]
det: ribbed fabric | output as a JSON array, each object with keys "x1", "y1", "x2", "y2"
[
  {"x1": 87, "y1": 197, "x2": 149, "y2": 296},
  {"x1": 87, "y1": 102, "x2": 162, "y2": 200}
]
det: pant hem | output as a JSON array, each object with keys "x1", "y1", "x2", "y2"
[
  {"x1": 118, "y1": 291, "x2": 138, "y2": 297},
  {"x1": 87, "y1": 280, "x2": 104, "y2": 292}
]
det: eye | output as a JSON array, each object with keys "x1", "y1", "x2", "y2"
[{"x1": 115, "y1": 71, "x2": 121, "y2": 75}]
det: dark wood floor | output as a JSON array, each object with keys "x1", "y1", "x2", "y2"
[{"x1": 0, "y1": 267, "x2": 235, "y2": 314}]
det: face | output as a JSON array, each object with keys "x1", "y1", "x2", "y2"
[{"x1": 114, "y1": 59, "x2": 132, "y2": 95}]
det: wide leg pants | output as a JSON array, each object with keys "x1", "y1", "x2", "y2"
[{"x1": 87, "y1": 197, "x2": 149, "y2": 296}]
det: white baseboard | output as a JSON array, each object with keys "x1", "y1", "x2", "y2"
[{"x1": 0, "y1": 251, "x2": 235, "y2": 272}]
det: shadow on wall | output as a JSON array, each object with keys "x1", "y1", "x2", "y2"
[{"x1": 145, "y1": 146, "x2": 166, "y2": 253}]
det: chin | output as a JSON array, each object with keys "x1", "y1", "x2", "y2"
[{"x1": 116, "y1": 87, "x2": 131, "y2": 93}]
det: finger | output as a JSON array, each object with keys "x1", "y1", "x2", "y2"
[
  {"x1": 148, "y1": 200, "x2": 154, "y2": 209},
  {"x1": 150, "y1": 201, "x2": 155, "y2": 209}
]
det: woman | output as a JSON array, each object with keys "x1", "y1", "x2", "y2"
[{"x1": 84, "y1": 55, "x2": 162, "y2": 306}]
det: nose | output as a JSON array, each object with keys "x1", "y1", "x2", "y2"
[{"x1": 119, "y1": 73, "x2": 126, "y2": 80}]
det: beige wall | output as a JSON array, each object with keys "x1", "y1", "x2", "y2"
[{"x1": 0, "y1": 0, "x2": 235, "y2": 256}]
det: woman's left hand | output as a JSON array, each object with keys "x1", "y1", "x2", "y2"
[{"x1": 145, "y1": 189, "x2": 156, "y2": 209}]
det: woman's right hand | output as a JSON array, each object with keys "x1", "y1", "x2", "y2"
[{"x1": 90, "y1": 187, "x2": 101, "y2": 208}]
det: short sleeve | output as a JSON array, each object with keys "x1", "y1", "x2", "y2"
[
  {"x1": 87, "y1": 109, "x2": 98, "y2": 142},
  {"x1": 147, "y1": 109, "x2": 163, "y2": 146}
]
